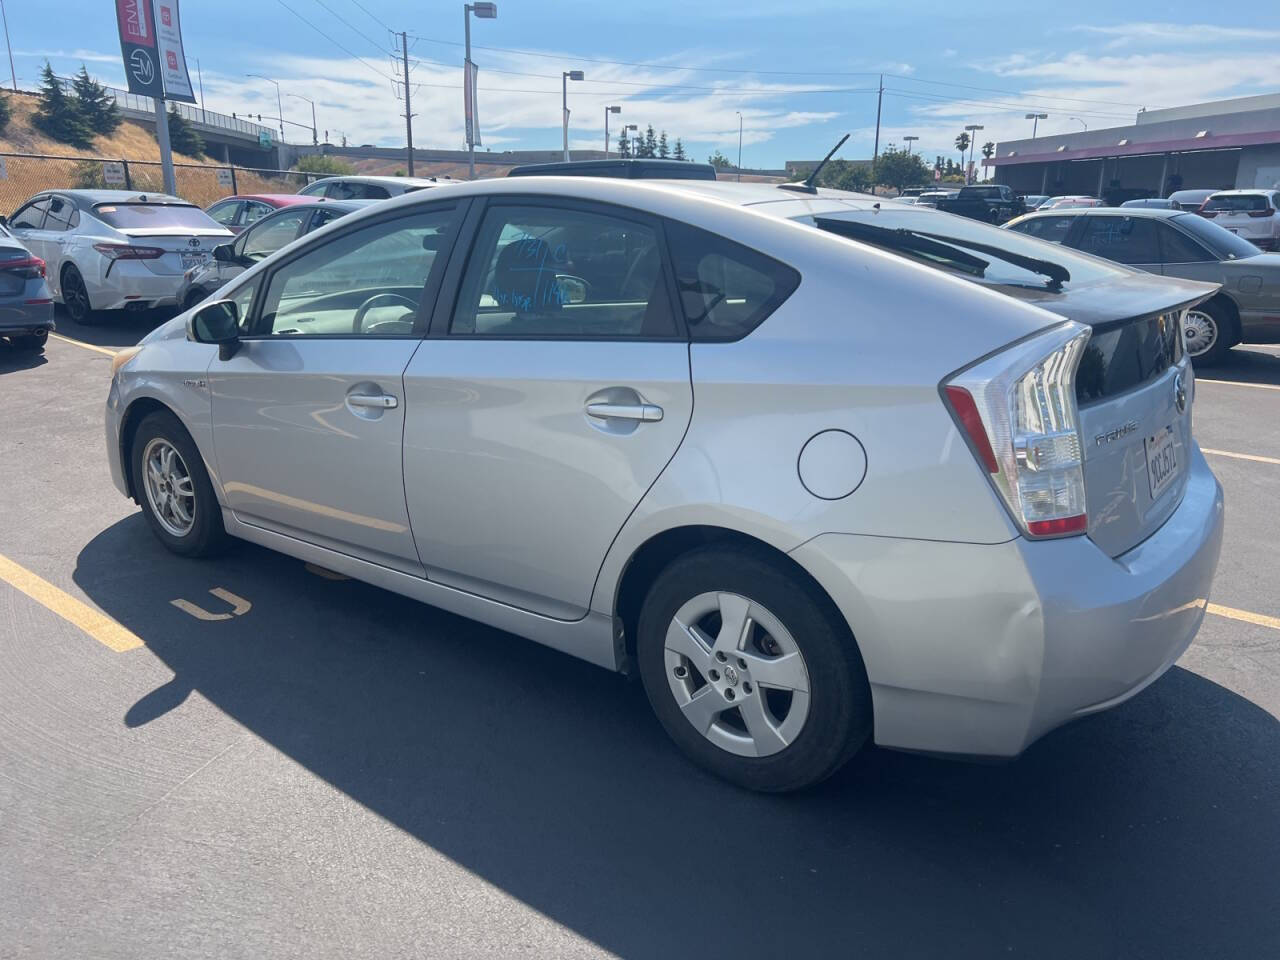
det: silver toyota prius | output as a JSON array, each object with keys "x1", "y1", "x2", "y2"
[{"x1": 105, "y1": 177, "x2": 1225, "y2": 792}]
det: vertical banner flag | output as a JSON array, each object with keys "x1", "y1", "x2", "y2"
[
  {"x1": 464, "y1": 61, "x2": 481, "y2": 147},
  {"x1": 115, "y1": 0, "x2": 164, "y2": 99},
  {"x1": 116, "y1": 0, "x2": 195, "y2": 102}
]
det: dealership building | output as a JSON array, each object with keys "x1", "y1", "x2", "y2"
[{"x1": 987, "y1": 92, "x2": 1280, "y2": 199}]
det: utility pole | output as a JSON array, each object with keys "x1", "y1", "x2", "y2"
[
  {"x1": 736, "y1": 111, "x2": 743, "y2": 182},
  {"x1": 872, "y1": 73, "x2": 884, "y2": 164},
  {"x1": 400, "y1": 31, "x2": 415, "y2": 175},
  {"x1": 0, "y1": 0, "x2": 15, "y2": 92},
  {"x1": 196, "y1": 58, "x2": 206, "y2": 125},
  {"x1": 156, "y1": 94, "x2": 176, "y2": 194}
]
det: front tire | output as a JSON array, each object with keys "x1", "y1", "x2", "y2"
[
  {"x1": 11, "y1": 330, "x2": 47, "y2": 351},
  {"x1": 637, "y1": 545, "x2": 872, "y2": 792},
  {"x1": 131, "y1": 410, "x2": 227, "y2": 557},
  {"x1": 1183, "y1": 301, "x2": 1232, "y2": 366}
]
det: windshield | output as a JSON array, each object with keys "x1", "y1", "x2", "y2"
[
  {"x1": 805, "y1": 207, "x2": 1125, "y2": 289},
  {"x1": 1172, "y1": 212, "x2": 1260, "y2": 260},
  {"x1": 1203, "y1": 194, "x2": 1268, "y2": 212},
  {"x1": 93, "y1": 203, "x2": 219, "y2": 230}
]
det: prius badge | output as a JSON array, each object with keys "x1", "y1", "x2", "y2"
[{"x1": 1094, "y1": 420, "x2": 1138, "y2": 447}]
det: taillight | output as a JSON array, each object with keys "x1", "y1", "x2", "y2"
[
  {"x1": 1198, "y1": 209, "x2": 1217, "y2": 218},
  {"x1": 92, "y1": 243, "x2": 165, "y2": 260},
  {"x1": 0, "y1": 255, "x2": 46, "y2": 278},
  {"x1": 943, "y1": 322, "x2": 1092, "y2": 540},
  {"x1": 1247, "y1": 209, "x2": 1272, "y2": 218}
]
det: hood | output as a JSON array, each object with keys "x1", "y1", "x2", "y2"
[{"x1": 139, "y1": 313, "x2": 191, "y2": 345}]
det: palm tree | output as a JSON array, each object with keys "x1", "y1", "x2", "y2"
[
  {"x1": 981, "y1": 140, "x2": 995, "y2": 160},
  {"x1": 954, "y1": 131, "x2": 971, "y2": 168}
]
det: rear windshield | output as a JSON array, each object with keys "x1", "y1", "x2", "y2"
[
  {"x1": 806, "y1": 207, "x2": 1124, "y2": 290},
  {"x1": 1172, "y1": 213, "x2": 1260, "y2": 260},
  {"x1": 93, "y1": 203, "x2": 218, "y2": 230},
  {"x1": 1203, "y1": 194, "x2": 1269, "y2": 212},
  {"x1": 1077, "y1": 311, "x2": 1182, "y2": 407}
]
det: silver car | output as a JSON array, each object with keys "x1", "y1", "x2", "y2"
[
  {"x1": 106, "y1": 177, "x2": 1224, "y2": 792},
  {"x1": 1006, "y1": 206, "x2": 1280, "y2": 362}
]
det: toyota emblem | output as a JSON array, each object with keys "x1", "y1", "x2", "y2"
[
  {"x1": 187, "y1": 238, "x2": 201, "y2": 248},
  {"x1": 1174, "y1": 372, "x2": 1187, "y2": 414}
]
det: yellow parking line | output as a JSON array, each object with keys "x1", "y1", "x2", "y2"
[
  {"x1": 1201, "y1": 448, "x2": 1280, "y2": 466},
  {"x1": 49, "y1": 333, "x2": 118, "y2": 357},
  {"x1": 0, "y1": 552, "x2": 143, "y2": 652},
  {"x1": 1208, "y1": 603, "x2": 1280, "y2": 632},
  {"x1": 1196, "y1": 379, "x2": 1280, "y2": 392}
]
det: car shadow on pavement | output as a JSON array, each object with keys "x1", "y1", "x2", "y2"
[
  {"x1": 75, "y1": 516, "x2": 1280, "y2": 960},
  {"x1": 0, "y1": 340, "x2": 48, "y2": 374},
  {"x1": 1205, "y1": 344, "x2": 1280, "y2": 387},
  {"x1": 50, "y1": 304, "x2": 179, "y2": 349}
]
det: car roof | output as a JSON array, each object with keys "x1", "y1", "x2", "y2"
[
  {"x1": 31, "y1": 189, "x2": 189, "y2": 211},
  {"x1": 306, "y1": 175, "x2": 450, "y2": 187},
  {"x1": 1015, "y1": 206, "x2": 1185, "y2": 220},
  {"x1": 228, "y1": 194, "x2": 315, "y2": 205},
  {"x1": 507, "y1": 158, "x2": 718, "y2": 180},
  {"x1": 1208, "y1": 188, "x2": 1274, "y2": 196}
]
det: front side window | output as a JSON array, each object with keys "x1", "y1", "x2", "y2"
[
  {"x1": 11, "y1": 198, "x2": 49, "y2": 230},
  {"x1": 1075, "y1": 216, "x2": 1160, "y2": 264},
  {"x1": 451, "y1": 203, "x2": 676, "y2": 338},
  {"x1": 258, "y1": 208, "x2": 455, "y2": 337},
  {"x1": 1159, "y1": 224, "x2": 1214, "y2": 264},
  {"x1": 298, "y1": 181, "x2": 326, "y2": 197},
  {"x1": 240, "y1": 209, "x2": 310, "y2": 262},
  {"x1": 1010, "y1": 215, "x2": 1075, "y2": 244},
  {"x1": 242, "y1": 201, "x2": 274, "y2": 225},
  {"x1": 666, "y1": 220, "x2": 800, "y2": 341}
]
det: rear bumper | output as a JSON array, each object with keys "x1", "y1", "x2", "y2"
[
  {"x1": 791, "y1": 444, "x2": 1224, "y2": 757},
  {"x1": 0, "y1": 301, "x2": 55, "y2": 334},
  {"x1": 84, "y1": 260, "x2": 185, "y2": 310}
]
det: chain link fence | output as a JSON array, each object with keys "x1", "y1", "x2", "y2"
[{"x1": 0, "y1": 152, "x2": 320, "y2": 215}]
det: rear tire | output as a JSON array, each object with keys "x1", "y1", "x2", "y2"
[
  {"x1": 1184, "y1": 300, "x2": 1232, "y2": 366},
  {"x1": 11, "y1": 330, "x2": 47, "y2": 351},
  {"x1": 60, "y1": 264, "x2": 97, "y2": 325},
  {"x1": 637, "y1": 545, "x2": 872, "y2": 792},
  {"x1": 131, "y1": 410, "x2": 227, "y2": 558}
]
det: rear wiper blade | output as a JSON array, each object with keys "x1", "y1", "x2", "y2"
[
  {"x1": 815, "y1": 217, "x2": 989, "y2": 277},
  {"x1": 909, "y1": 229, "x2": 1070, "y2": 288}
]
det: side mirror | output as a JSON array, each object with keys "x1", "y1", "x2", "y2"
[
  {"x1": 212, "y1": 242, "x2": 235, "y2": 263},
  {"x1": 188, "y1": 299, "x2": 241, "y2": 360}
]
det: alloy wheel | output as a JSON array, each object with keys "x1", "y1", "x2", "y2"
[
  {"x1": 142, "y1": 438, "x2": 197, "y2": 537},
  {"x1": 1182, "y1": 309, "x2": 1218, "y2": 359},
  {"x1": 62, "y1": 268, "x2": 91, "y2": 322},
  {"x1": 663, "y1": 591, "x2": 811, "y2": 758}
]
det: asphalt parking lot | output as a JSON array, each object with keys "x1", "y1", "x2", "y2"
[{"x1": 2, "y1": 310, "x2": 1279, "y2": 960}]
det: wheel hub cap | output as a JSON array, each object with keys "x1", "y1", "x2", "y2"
[
  {"x1": 142, "y1": 438, "x2": 196, "y2": 538},
  {"x1": 1183, "y1": 310, "x2": 1216, "y2": 356}
]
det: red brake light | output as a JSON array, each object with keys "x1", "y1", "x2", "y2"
[
  {"x1": 1247, "y1": 209, "x2": 1272, "y2": 218},
  {"x1": 944, "y1": 385, "x2": 998, "y2": 473},
  {"x1": 1027, "y1": 515, "x2": 1088, "y2": 537},
  {"x1": 0, "y1": 255, "x2": 46, "y2": 278},
  {"x1": 92, "y1": 243, "x2": 165, "y2": 260}
]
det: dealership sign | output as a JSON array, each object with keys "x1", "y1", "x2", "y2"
[{"x1": 115, "y1": 0, "x2": 196, "y2": 103}]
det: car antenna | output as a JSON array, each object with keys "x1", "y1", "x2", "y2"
[{"x1": 779, "y1": 133, "x2": 850, "y2": 195}]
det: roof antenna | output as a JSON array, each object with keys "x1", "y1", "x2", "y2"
[{"x1": 779, "y1": 133, "x2": 850, "y2": 195}]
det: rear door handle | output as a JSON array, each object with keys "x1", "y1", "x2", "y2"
[
  {"x1": 347, "y1": 393, "x2": 398, "y2": 409},
  {"x1": 585, "y1": 401, "x2": 663, "y2": 422}
]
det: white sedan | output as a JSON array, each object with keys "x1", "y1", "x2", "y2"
[{"x1": 8, "y1": 190, "x2": 231, "y2": 324}]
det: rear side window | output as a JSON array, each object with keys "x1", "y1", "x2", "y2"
[
  {"x1": 665, "y1": 220, "x2": 799, "y2": 342},
  {"x1": 1159, "y1": 224, "x2": 1213, "y2": 264},
  {"x1": 44, "y1": 196, "x2": 78, "y2": 231},
  {"x1": 1075, "y1": 216, "x2": 1160, "y2": 264}
]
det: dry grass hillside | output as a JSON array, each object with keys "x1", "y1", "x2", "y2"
[{"x1": 0, "y1": 91, "x2": 305, "y2": 211}]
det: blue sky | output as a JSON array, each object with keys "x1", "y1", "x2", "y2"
[{"x1": 6, "y1": 1, "x2": 1280, "y2": 167}]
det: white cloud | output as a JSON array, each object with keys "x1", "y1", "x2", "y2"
[
  {"x1": 16, "y1": 48, "x2": 120, "y2": 64},
  {"x1": 1069, "y1": 22, "x2": 1280, "y2": 44}
]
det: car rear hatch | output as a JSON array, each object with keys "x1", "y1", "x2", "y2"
[
  {"x1": 92, "y1": 202, "x2": 230, "y2": 277},
  {"x1": 1200, "y1": 194, "x2": 1274, "y2": 241},
  {"x1": 999, "y1": 273, "x2": 1217, "y2": 556}
]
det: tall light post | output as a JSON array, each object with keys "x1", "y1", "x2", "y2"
[
  {"x1": 0, "y1": 0, "x2": 15, "y2": 91},
  {"x1": 288, "y1": 92, "x2": 318, "y2": 146},
  {"x1": 736, "y1": 111, "x2": 743, "y2": 181},
  {"x1": 562, "y1": 69, "x2": 584, "y2": 161},
  {"x1": 1069, "y1": 116, "x2": 1087, "y2": 131},
  {"x1": 464, "y1": 2, "x2": 496, "y2": 181},
  {"x1": 903, "y1": 134, "x2": 919, "y2": 154},
  {"x1": 247, "y1": 74, "x2": 285, "y2": 144},
  {"x1": 1025, "y1": 112, "x2": 1047, "y2": 138},
  {"x1": 604, "y1": 105, "x2": 620, "y2": 158},
  {"x1": 964, "y1": 123, "x2": 984, "y2": 184}
]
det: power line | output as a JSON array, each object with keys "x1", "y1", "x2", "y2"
[
  {"x1": 884, "y1": 72, "x2": 1153, "y2": 109},
  {"x1": 344, "y1": 0, "x2": 392, "y2": 33},
  {"x1": 884, "y1": 87, "x2": 1134, "y2": 121},
  {"x1": 310, "y1": 0, "x2": 392, "y2": 57},
  {"x1": 272, "y1": 0, "x2": 394, "y2": 82}
]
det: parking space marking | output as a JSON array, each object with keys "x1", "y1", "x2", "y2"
[
  {"x1": 0, "y1": 552, "x2": 143, "y2": 652},
  {"x1": 1196, "y1": 379, "x2": 1280, "y2": 392},
  {"x1": 171, "y1": 588, "x2": 252, "y2": 622},
  {"x1": 1202, "y1": 448, "x2": 1280, "y2": 466},
  {"x1": 48, "y1": 333, "x2": 118, "y2": 357},
  {"x1": 1208, "y1": 603, "x2": 1280, "y2": 632}
]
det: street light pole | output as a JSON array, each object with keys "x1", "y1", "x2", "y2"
[
  {"x1": 248, "y1": 74, "x2": 285, "y2": 144},
  {"x1": 0, "y1": 0, "x2": 15, "y2": 92},
  {"x1": 903, "y1": 134, "x2": 918, "y2": 154},
  {"x1": 562, "y1": 70, "x2": 584, "y2": 161},
  {"x1": 1025, "y1": 112, "x2": 1047, "y2": 138},
  {"x1": 289, "y1": 93, "x2": 317, "y2": 146},
  {"x1": 1069, "y1": 116, "x2": 1087, "y2": 131},
  {"x1": 464, "y1": 3, "x2": 497, "y2": 181},
  {"x1": 620, "y1": 123, "x2": 637, "y2": 157},
  {"x1": 964, "y1": 124, "x2": 984, "y2": 184},
  {"x1": 604, "y1": 105, "x2": 620, "y2": 158},
  {"x1": 736, "y1": 111, "x2": 743, "y2": 182}
]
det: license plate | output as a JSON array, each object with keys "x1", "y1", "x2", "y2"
[
  {"x1": 181, "y1": 252, "x2": 209, "y2": 270},
  {"x1": 1145, "y1": 425, "x2": 1178, "y2": 501}
]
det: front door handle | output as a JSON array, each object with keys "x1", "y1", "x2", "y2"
[
  {"x1": 585, "y1": 401, "x2": 663, "y2": 422},
  {"x1": 347, "y1": 393, "x2": 398, "y2": 409}
]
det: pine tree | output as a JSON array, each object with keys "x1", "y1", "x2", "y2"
[
  {"x1": 658, "y1": 130, "x2": 669, "y2": 158},
  {"x1": 617, "y1": 130, "x2": 631, "y2": 158},
  {"x1": 32, "y1": 61, "x2": 93, "y2": 147},
  {"x1": 642, "y1": 124, "x2": 657, "y2": 159},
  {"x1": 72, "y1": 64, "x2": 120, "y2": 136},
  {"x1": 167, "y1": 103, "x2": 205, "y2": 156},
  {"x1": 672, "y1": 138, "x2": 686, "y2": 161}
]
